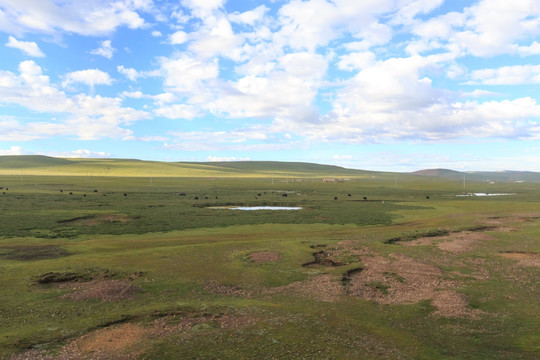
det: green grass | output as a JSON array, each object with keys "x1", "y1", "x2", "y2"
[{"x1": 0, "y1": 158, "x2": 539, "y2": 359}]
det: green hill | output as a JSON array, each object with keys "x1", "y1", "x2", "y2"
[{"x1": 0, "y1": 156, "x2": 379, "y2": 178}]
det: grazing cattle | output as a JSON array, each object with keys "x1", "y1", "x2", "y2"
[
  {"x1": 93, "y1": 189, "x2": 98, "y2": 193},
  {"x1": 83, "y1": 194, "x2": 86, "y2": 197},
  {"x1": 194, "y1": 196, "x2": 199, "y2": 200},
  {"x1": 426, "y1": 195, "x2": 430, "y2": 199},
  {"x1": 334, "y1": 196, "x2": 338, "y2": 200},
  {"x1": 363, "y1": 197, "x2": 367, "y2": 200},
  {"x1": 179, "y1": 193, "x2": 186, "y2": 196},
  {"x1": 258, "y1": 193, "x2": 262, "y2": 196},
  {"x1": 60, "y1": 189, "x2": 63, "y2": 192},
  {"x1": 282, "y1": 193, "x2": 288, "y2": 197},
  {"x1": 69, "y1": 192, "x2": 73, "y2": 195},
  {"x1": 124, "y1": 193, "x2": 127, "y2": 197},
  {"x1": 348, "y1": 194, "x2": 351, "y2": 197}
]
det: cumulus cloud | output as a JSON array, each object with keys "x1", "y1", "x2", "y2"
[
  {"x1": 0, "y1": 60, "x2": 149, "y2": 141},
  {"x1": 0, "y1": 146, "x2": 28, "y2": 155},
  {"x1": 5, "y1": 36, "x2": 45, "y2": 57},
  {"x1": 90, "y1": 40, "x2": 115, "y2": 59},
  {"x1": 0, "y1": 0, "x2": 151, "y2": 36},
  {"x1": 468, "y1": 65, "x2": 540, "y2": 85},
  {"x1": 154, "y1": 104, "x2": 202, "y2": 119},
  {"x1": 63, "y1": 69, "x2": 113, "y2": 89}
]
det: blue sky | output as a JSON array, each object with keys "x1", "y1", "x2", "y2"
[{"x1": 1, "y1": 0, "x2": 539, "y2": 171}]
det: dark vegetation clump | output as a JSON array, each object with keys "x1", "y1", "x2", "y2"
[
  {"x1": 33, "y1": 268, "x2": 116, "y2": 284},
  {"x1": 384, "y1": 228, "x2": 450, "y2": 244},
  {"x1": 0, "y1": 245, "x2": 70, "y2": 261},
  {"x1": 302, "y1": 251, "x2": 346, "y2": 267}
]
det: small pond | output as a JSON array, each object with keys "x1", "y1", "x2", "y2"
[{"x1": 208, "y1": 206, "x2": 303, "y2": 211}]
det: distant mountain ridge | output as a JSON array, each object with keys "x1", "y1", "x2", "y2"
[
  {"x1": 412, "y1": 168, "x2": 540, "y2": 182},
  {"x1": 1, "y1": 156, "x2": 538, "y2": 181}
]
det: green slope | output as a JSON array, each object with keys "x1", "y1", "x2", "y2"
[{"x1": 0, "y1": 155, "x2": 380, "y2": 178}]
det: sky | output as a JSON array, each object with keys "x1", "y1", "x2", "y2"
[{"x1": 0, "y1": 0, "x2": 539, "y2": 172}]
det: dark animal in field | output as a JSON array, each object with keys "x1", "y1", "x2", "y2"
[
  {"x1": 179, "y1": 193, "x2": 186, "y2": 196},
  {"x1": 69, "y1": 192, "x2": 73, "y2": 195},
  {"x1": 282, "y1": 193, "x2": 288, "y2": 197},
  {"x1": 334, "y1": 196, "x2": 338, "y2": 200},
  {"x1": 124, "y1": 193, "x2": 127, "y2": 197},
  {"x1": 363, "y1": 197, "x2": 367, "y2": 200},
  {"x1": 348, "y1": 194, "x2": 351, "y2": 197},
  {"x1": 426, "y1": 196, "x2": 430, "y2": 199},
  {"x1": 194, "y1": 196, "x2": 199, "y2": 200},
  {"x1": 93, "y1": 189, "x2": 98, "y2": 193},
  {"x1": 60, "y1": 189, "x2": 63, "y2": 192},
  {"x1": 83, "y1": 194, "x2": 86, "y2": 197},
  {"x1": 258, "y1": 193, "x2": 262, "y2": 196}
]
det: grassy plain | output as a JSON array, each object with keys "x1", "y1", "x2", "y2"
[{"x1": 0, "y1": 157, "x2": 539, "y2": 359}]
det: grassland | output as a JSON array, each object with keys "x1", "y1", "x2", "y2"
[{"x1": 0, "y1": 157, "x2": 539, "y2": 359}]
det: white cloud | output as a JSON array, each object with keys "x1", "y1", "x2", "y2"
[
  {"x1": 229, "y1": 5, "x2": 268, "y2": 26},
  {"x1": 5, "y1": 36, "x2": 45, "y2": 57},
  {"x1": 337, "y1": 52, "x2": 376, "y2": 71},
  {"x1": 468, "y1": 65, "x2": 540, "y2": 85},
  {"x1": 151, "y1": 30, "x2": 162, "y2": 37},
  {"x1": 159, "y1": 54, "x2": 219, "y2": 94},
  {"x1": 0, "y1": 146, "x2": 28, "y2": 155},
  {"x1": 207, "y1": 156, "x2": 251, "y2": 162},
  {"x1": 90, "y1": 40, "x2": 115, "y2": 59},
  {"x1": 0, "y1": 61, "x2": 149, "y2": 141},
  {"x1": 63, "y1": 69, "x2": 113, "y2": 88},
  {"x1": 411, "y1": 0, "x2": 540, "y2": 57},
  {"x1": 154, "y1": 104, "x2": 202, "y2": 119},
  {"x1": 169, "y1": 30, "x2": 189, "y2": 44},
  {"x1": 0, "y1": 0, "x2": 151, "y2": 36},
  {"x1": 117, "y1": 65, "x2": 140, "y2": 81}
]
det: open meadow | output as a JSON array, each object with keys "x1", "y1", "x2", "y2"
[{"x1": 0, "y1": 157, "x2": 539, "y2": 359}]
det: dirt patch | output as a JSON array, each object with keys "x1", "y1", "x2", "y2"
[
  {"x1": 500, "y1": 252, "x2": 540, "y2": 267},
  {"x1": 0, "y1": 245, "x2": 70, "y2": 261},
  {"x1": 59, "y1": 280, "x2": 140, "y2": 302},
  {"x1": 203, "y1": 282, "x2": 252, "y2": 297},
  {"x1": 400, "y1": 231, "x2": 493, "y2": 254},
  {"x1": 249, "y1": 251, "x2": 281, "y2": 263},
  {"x1": 58, "y1": 214, "x2": 137, "y2": 226},
  {"x1": 11, "y1": 312, "x2": 259, "y2": 360},
  {"x1": 265, "y1": 274, "x2": 345, "y2": 302},
  {"x1": 431, "y1": 290, "x2": 485, "y2": 319},
  {"x1": 347, "y1": 254, "x2": 459, "y2": 305},
  {"x1": 10, "y1": 323, "x2": 148, "y2": 360}
]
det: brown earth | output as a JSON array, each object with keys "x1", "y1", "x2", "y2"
[
  {"x1": 347, "y1": 253, "x2": 459, "y2": 305},
  {"x1": 59, "y1": 280, "x2": 140, "y2": 302},
  {"x1": 10, "y1": 312, "x2": 259, "y2": 360},
  {"x1": 400, "y1": 231, "x2": 493, "y2": 254},
  {"x1": 265, "y1": 274, "x2": 345, "y2": 302},
  {"x1": 431, "y1": 290, "x2": 485, "y2": 319},
  {"x1": 249, "y1": 251, "x2": 281, "y2": 263},
  {"x1": 500, "y1": 252, "x2": 540, "y2": 267}
]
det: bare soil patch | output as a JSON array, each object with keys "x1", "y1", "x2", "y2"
[
  {"x1": 59, "y1": 280, "x2": 140, "y2": 302},
  {"x1": 401, "y1": 231, "x2": 493, "y2": 254},
  {"x1": 347, "y1": 254, "x2": 458, "y2": 304},
  {"x1": 203, "y1": 282, "x2": 252, "y2": 297},
  {"x1": 431, "y1": 290, "x2": 485, "y2": 319},
  {"x1": 266, "y1": 274, "x2": 345, "y2": 302},
  {"x1": 500, "y1": 252, "x2": 540, "y2": 267},
  {"x1": 249, "y1": 251, "x2": 281, "y2": 263}
]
